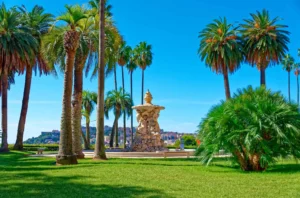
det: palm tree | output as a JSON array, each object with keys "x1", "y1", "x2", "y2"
[
  {"x1": 54, "y1": 5, "x2": 86, "y2": 165},
  {"x1": 126, "y1": 50, "x2": 137, "y2": 144},
  {"x1": 240, "y1": 9, "x2": 290, "y2": 86},
  {"x1": 13, "y1": 5, "x2": 54, "y2": 151},
  {"x1": 117, "y1": 41, "x2": 132, "y2": 148},
  {"x1": 282, "y1": 54, "x2": 295, "y2": 102},
  {"x1": 0, "y1": 4, "x2": 38, "y2": 152},
  {"x1": 294, "y1": 64, "x2": 300, "y2": 106},
  {"x1": 92, "y1": 0, "x2": 107, "y2": 160},
  {"x1": 81, "y1": 91, "x2": 97, "y2": 149},
  {"x1": 198, "y1": 18, "x2": 243, "y2": 100},
  {"x1": 134, "y1": 42, "x2": 153, "y2": 104},
  {"x1": 105, "y1": 88, "x2": 132, "y2": 148}
]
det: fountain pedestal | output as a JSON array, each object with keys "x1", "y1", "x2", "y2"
[{"x1": 132, "y1": 90, "x2": 165, "y2": 152}]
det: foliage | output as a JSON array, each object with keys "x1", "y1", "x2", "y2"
[
  {"x1": 240, "y1": 9, "x2": 289, "y2": 69},
  {"x1": 281, "y1": 54, "x2": 295, "y2": 72},
  {"x1": 82, "y1": 90, "x2": 98, "y2": 122},
  {"x1": 174, "y1": 135, "x2": 197, "y2": 147},
  {"x1": 198, "y1": 17, "x2": 244, "y2": 74},
  {"x1": 134, "y1": 41, "x2": 153, "y2": 70},
  {"x1": 196, "y1": 86, "x2": 300, "y2": 171}
]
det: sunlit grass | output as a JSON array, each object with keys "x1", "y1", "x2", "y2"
[{"x1": 0, "y1": 152, "x2": 300, "y2": 198}]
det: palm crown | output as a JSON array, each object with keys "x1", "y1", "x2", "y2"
[
  {"x1": 198, "y1": 17, "x2": 243, "y2": 74},
  {"x1": 282, "y1": 54, "x2": 295, "y2": 72},
  {"x1": 240, "y1": 9, "x2": 289, "y2": 68},
  {"x1": 134, "y1": 42, "x2": 153, "y2": 70}
]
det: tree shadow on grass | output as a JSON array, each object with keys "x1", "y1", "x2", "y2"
[{"x1": 0, "y1": 172, "x2": 173, "y2": 198}]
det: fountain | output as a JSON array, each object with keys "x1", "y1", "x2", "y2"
[{"x1": 132, "y1": 90, "x2": 166, "y2": 152}]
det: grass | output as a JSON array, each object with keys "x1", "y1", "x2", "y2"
[{"x1": 0, "y1": 152, "x2": 300, "y2": 198}]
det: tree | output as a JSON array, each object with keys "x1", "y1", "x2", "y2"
[
  {"x1": 105, "y1": 88, "x2": 132, "y2": 148},
  {"x1": 55, "y1": 5, "x2": 86, "y2": 165},
  {"x1": 294, "y1": 64, "x2": 300, "y2": 106},
  {"x1": 93, "y1": 0, "x2": 107, "y2": 160},
  {"x1": 0, "y1": 4, "x2": 38, "y2": 152},
  {"x1": 13, "y1": 5, "x2": 54, "y2": 150},
  {"x1": 117, "y1": 41, "x2": 132, "y2": 148},
  {"x1": 196, "y1": 86, "x2": 300, "y2": 171},
  {"x1": 126, "y1": 50, "x2": 137, "y2": 145},
  {"x1": 281, "y1": 54, "x2": 295, "y2": 102},
  {"x1": 134, "y1": 42, "x2": 153, "y2": 104},
  {"x1": 82, "y1": 90, "x2": 97, "y2": 149},
  {"x1": 198, "y1": 17, "x2": 243, "y2": 100},
  {"x1": 240, "y1": 9, "x2": 290, "y2": 86}
]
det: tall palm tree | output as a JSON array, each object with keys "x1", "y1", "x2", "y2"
[
  {"x1": 240, "y1": 9, "x2": 290, "y2": 86},
  {"x1": 93, "y1": 0, "x2": 107, "y2": 160},
  {"x1": 126, "y1": 50, "x2": 137, "y2": 144},
  {"x1": 13, "y1": 5, "x2": 54, "y2": 150},
  {"x1": 117, "y1": 41, "x2": 132, "y2": 148},
  {"x1": 198, "y1": 18, "x2": 243, "y2": 100},
  {"x1": 105, "y1": 88, "x2": 132, "y2": 148},
  {"x1": 0, "y1": 4, "x2": 38, "y2": 152},
  {"x1": 282, "y1": 54, "x2": 295, "y2": 102},
  {"x1": 134, "y1": 42, "x2": 153, "y2": 104},
  {"x1": 54, "y1": 5, "x2": 86, "y2": 165},
  {"x1": 294, "y1": 64, "x2": 300, "y2": 106},
  {"x1": 81, "y1": 90, "x2": 97, "y2": 149}
]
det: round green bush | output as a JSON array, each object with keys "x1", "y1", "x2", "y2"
[{"x1": 196, "y1": 86, "x2": 300, "y2": 171}]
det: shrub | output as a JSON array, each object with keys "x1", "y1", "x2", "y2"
[{"x1": 196, "y1": 86, "x2": 300, "y2": 171}]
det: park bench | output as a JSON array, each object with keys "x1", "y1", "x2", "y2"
[
  {"x1": 163, "y1": 151, "x2": 190, "y2": 158},
  {"x1": 37, "y1": 148, "x2": 45, "y2": 155}
]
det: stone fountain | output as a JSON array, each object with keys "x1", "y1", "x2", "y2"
[{"x1": 132, "y1": 90, "x2": 165, "y2": 152}]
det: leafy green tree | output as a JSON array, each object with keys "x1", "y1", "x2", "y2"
[
  {"x1": 14, "y1": 5, "x2": 54, "y2": 151},
  {"x1": 126, "y1": 50, "x2": 138, "y2": 144},
  {"x1": 196, "y1": 86, "x2": 300, "y2": 171},
  {"x1": 0, "y1": 4, "x2": 38, "y2": 152},
  {"x1": 82, "y1": 91, "x2": 97, "y2": 149},
  {"x1": 51, "y1": 5, "x2": 86, "y2": 165},
  {"x1": 117, "y1": 41, "x2": 132, "y2": 148},
  {"x1": 174, "y1": 135, "x2": 196, "y2": 147},
  {"x1": 134, "y1": 42, "x2": 153, "y2": 104},
  {"x1": 105, "y1": 88, "x2": 132, "y2": 148},
  {"x1": 198, "y1": 17, "x2": 243, "y2": 100},
  {"x1": 281, "y1": 54, "x2": 295, "y2": 102},
  {"x1": 240, "y1": 9, "x2": 290, "y2": 86}
]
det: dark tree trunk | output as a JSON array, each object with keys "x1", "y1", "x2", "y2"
[
  {"x1": 72, "y1": 57, "x2": 85, "y2": 159},
  {"x1": 121, "y1": 66, "x2": 126, "y2": 148},
  {"x1": 260, "y1": 67, "x2": 266, "y2": 86},
  {"x1": 94, "y1": 0, "x2": 107, "y2": 160},
  {"x1": 86, "y1": 120, "x2": 90, "y2": 149},
  {"x1": 110, "y1": 117, "x2": 117, "y2": 147},
  {"x1": 297, "y1": 74, "x2": 299, "y2": 106},
  {"x1": 115, "y1": 119, "x2": 119, "y2": 147},
  {"x1": 130, "y1": 71, "x2": 134, "y2": 145},
  {"x1": 81, "y1": 129, "x2": 89, "y2": 150},
  {"x1": 14, "y1": 68, "x2": 32, "y2": 150},
  {"x1": 141, "y1": 69, "x2": 144, "y2": 104},
  {"x1": 223, "y1": 68, "x2": 231, "y2": 100},
  {"x1": 0, "y1": 71, "x2": 8, "y2": 152},
  {"x1": 56, "y1": 30, "x2": 79, "y2": 165},
  {"x1": 288, "y1": 71, "x2": 291, "y2": 102}
]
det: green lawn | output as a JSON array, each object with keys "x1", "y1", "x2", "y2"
[{"x1": 0, "y1": 152, "x2": 300, "y2": 198}]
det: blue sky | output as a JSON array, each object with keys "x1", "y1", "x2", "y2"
[{"x1": 5, "y1": 0, "x2": 300, "y2": 143}]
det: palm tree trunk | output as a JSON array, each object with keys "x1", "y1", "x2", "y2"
[
  {"x1": 260, "y1": 67, "x2": 266, "y2": 86},
  {"x1": 86, "y1": 120, "x2": 90, "y2": 149},
  {"x1": 94, "y1": 0, "x2": 107, "y2": 160},
  {"x1": 121, "y1": 66, "x2": 126, "y2": 148},
  {"x1": 297, "y1": 74, "x2": 299, "y2": 106},
  {"x1": 0, "y1": 71, "x2": 8, "y2": 152},
  {"x1": 141, "y1": 69, "x2": 144, "y2": 104},
  {"x1": 223, "y1": 68, "x2": 231, "y2": 100},
  {"x1": 81, "y1": 129, "x2": 89, "y2": 150},
  {"x1": 288, "y1": 71, "x2": 291, "y2": 102},
  {"x1": 115, "y1": 118, "x2": 119, "y2": 147},
  {"x1": 72, "y1": 58, "x2": 85, "y2": 159},
  {"x1": 110, "y1": 117, "x2": 117, "y2": 147},
  {"x1": 14, "y1": 68, "x2": 32, "y2": 150},
  {"x1": 56, "y1": 31, "x2": 79, "y2": 165},
  {"x1": 130, "y1": 71, "x2": 134, "y2": 145},
  {"x1": 114, "y1": 65, "x2": 117, "y2": 91}
]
